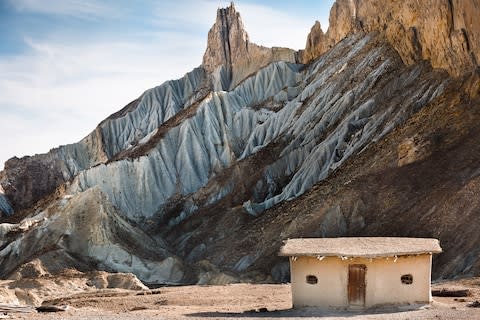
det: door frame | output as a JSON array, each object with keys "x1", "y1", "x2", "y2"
[{"x1": 348, "y1": 264, "x2": 367, "y2": 307}]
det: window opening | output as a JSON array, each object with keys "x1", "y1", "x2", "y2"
[
  {"x1": 306, "y1": 275, "x2": 318, "y2": 284},
  {"x1": 401, "y1": 274, "x2": 413, "y2": 284}
]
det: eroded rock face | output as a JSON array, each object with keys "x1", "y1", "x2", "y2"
[
  {"x1": 0, "y1": 68, "x2": 207, "y2": 217},
  {"x1": 0, "y1": 269, "x2": 148, "y2": 306},
  {"x1": 202, "y1": 3, "x2": 249, "y2": 75},
  {"x1": 240, "y1": 33, "x2": 448, "y2": 214},
  {"x1": 0, "y1": 126, "x2": 108, "y2": 215},
  {"x1": 69, "y1": 61, "x2": 303, "y2": 223},
  {"x1": 0, "y1": 156, "x2": 65, "y2": 213},
  {"x1": 397, "y1": 135, "x2": 434, "y2": 167},
  {"x1": 202, "y1": 3, "x2": 298, "y2": 89},
  {"x1": 0, "y1": 188, "x2": 185, "y2": 284},
  {"x1": 303, "y1": 0, "x2": 480, "y2": 76},
  {"x1": 302, "y1": 21, "x2": 329, "y2": 64}
]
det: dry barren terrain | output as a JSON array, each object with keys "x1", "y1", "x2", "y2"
[{"x1": 2, "y1": 278, "x2": 480, "y2": 320}]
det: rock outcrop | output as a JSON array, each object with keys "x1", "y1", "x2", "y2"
[
  {"x1": 0, "y1": 187, "x2": 184, "y2": 284},
  {"x1": 301, "y1": 21, "x2": 329, "y2": 64},
  {"x1": 202, "y1": 3, "x2": 298, "y2": 89},
  {"x1": 303, "y1": 0, "x2": 480, "y2": 76},
  {"x1": 0, "y1": 126, "x2": 107, "y2": 215}
]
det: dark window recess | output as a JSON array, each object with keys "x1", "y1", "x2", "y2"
[
  {"x1": 306, "y1": 275, "x2": 318, "y2": 284},
  {"x1": 401, "y1": 274, "x2": 413, "y2": 285}
]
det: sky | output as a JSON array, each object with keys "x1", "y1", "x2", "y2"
[{"x1": 0, "y1": 0, "x2": 335, "y2": 170}]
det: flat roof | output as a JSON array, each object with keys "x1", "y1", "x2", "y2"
[{"x1": 279, "y1": 237, "x2": 442, "y2": 258}]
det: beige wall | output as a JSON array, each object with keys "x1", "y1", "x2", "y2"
[{"x1": 290, "y1": 254, "x2": 432, "y2": 308}]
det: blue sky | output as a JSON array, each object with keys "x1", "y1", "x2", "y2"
[{"x1": 0, "y1": 0, "x2": 335, "y2": 169}]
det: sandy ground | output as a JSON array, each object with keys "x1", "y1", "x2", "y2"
[{"x1": 2, "y1": 278, "x2": 480, "y2": 320}]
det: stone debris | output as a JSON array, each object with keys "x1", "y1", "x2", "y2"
[
  {"x1": 0, "y1": 304, "x2": 35, "y2": 313},
  {"x1": 36, "y1": 305, "x2": 69, "y2": 313},
  {"x1": 432, "y1": 289, "x2": 471, "y2": 297},
  {"x1": 467, "y1": 300, "x2": 480, "y2": 308}
]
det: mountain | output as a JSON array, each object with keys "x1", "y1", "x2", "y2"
[{"x1": 0, "y1": 1, "x2": 479, "y2": 285}]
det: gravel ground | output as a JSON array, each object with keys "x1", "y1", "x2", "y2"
[{"x1": 3, "y1": 279, "x2": 480, "y2": 320}]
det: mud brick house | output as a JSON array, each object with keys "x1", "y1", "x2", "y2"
[{"x1": 279, "y1": 237, "x2": 442, "y2": 309}]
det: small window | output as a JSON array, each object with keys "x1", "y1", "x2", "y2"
[
  {"x1": 401, "y1": 274, "x2": 413, "y2": 285},
  {"x1": 306, "y1": 275, "x2": 318, "y2": 284}
]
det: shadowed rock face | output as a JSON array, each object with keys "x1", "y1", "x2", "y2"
[
  {"x1": 0, "y1": 127, "x2": 107, "y2": 214},
  {"x1": 0, "y1": 2, "x2": 479, "y2": 284}
]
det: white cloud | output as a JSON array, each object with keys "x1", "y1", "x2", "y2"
[
  {"x1": 236, "y1": 3, "x2": 314, "y2": 49},
  {"x1": 152, "y1": 1, "x2": 219, "y2": 29},
  {"x1": 0, "y1": 36, "x2": 203, "y2": 113},
  {"x1": 6, "y1": 0, "x2": 111, "y2": 19}
]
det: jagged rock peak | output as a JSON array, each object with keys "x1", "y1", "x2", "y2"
[
  {"x1": 202, "y1": 2, "x2": 249, "y2": 74},
  {"x1": 202, "y1": 2, "x2": 298, "y2": 90},
  {"x1": 302, "y1": 0, "x2": 480, "y2": 76},
  {"x1": 302, "y1": 21, "x2": 328, "y2": 64}
]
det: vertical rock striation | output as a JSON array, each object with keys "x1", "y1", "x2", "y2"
[
  {"x1": 301, "y1": 21, "x2": 329, "y2": 64},
  {"x1": 0, "y1": 68, "x2": 207, "y2": 217},
  {"x1": 303, "y1": 0, "x2": 480, "y2": 76},
  {"x1": 202, "y1": 2, "x2": 298, "y2": 89}
]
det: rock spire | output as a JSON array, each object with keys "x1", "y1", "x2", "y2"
[
  {"x1": 202, "y1": 2, "x2": 298, "y2": 89},
  {"x1": 302, "y1": 0, "x2": 479, "y2": 76},
  {"x1": 202, "y1": 3, "x2": 248, "y2": 75}
]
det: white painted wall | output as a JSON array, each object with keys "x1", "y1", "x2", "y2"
[{"x1": 290, "y1": 254, "x2": 432, "y2": 308}]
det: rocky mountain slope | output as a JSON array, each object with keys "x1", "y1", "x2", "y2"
[
  {"x1": 0, "y1": 1, "x2": 479, "y2": 285},
  {"x1": 302, "y1": 0, "x2": 480, "y2": 76}
]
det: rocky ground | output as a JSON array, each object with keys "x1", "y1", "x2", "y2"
[{"x1": 1, "y1": 277, "x2": 480, "y2": 319}]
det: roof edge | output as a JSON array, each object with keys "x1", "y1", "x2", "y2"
[
  {"x1": 278, "y1": 237, "x2": 443, "y2": 257},
  {"x1": 278, "y1": 251, "x2": 442, "y2": 258}
]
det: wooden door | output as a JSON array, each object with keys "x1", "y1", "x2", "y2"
[{"x1": 348, "y1": 264, "x2": 366, "y2": 306}]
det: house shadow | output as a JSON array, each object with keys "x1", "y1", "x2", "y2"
[{"x1": 186, "y1": 304, "x2": 428, "y2": 318}]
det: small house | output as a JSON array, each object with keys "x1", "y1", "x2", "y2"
[{"x1": 279, "y1": 237, "x2": 442, "y2": 309}]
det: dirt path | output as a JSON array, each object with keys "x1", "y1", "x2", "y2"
[{"x1": 4, "y1": 280, "x2": 480, "y2": 320}]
